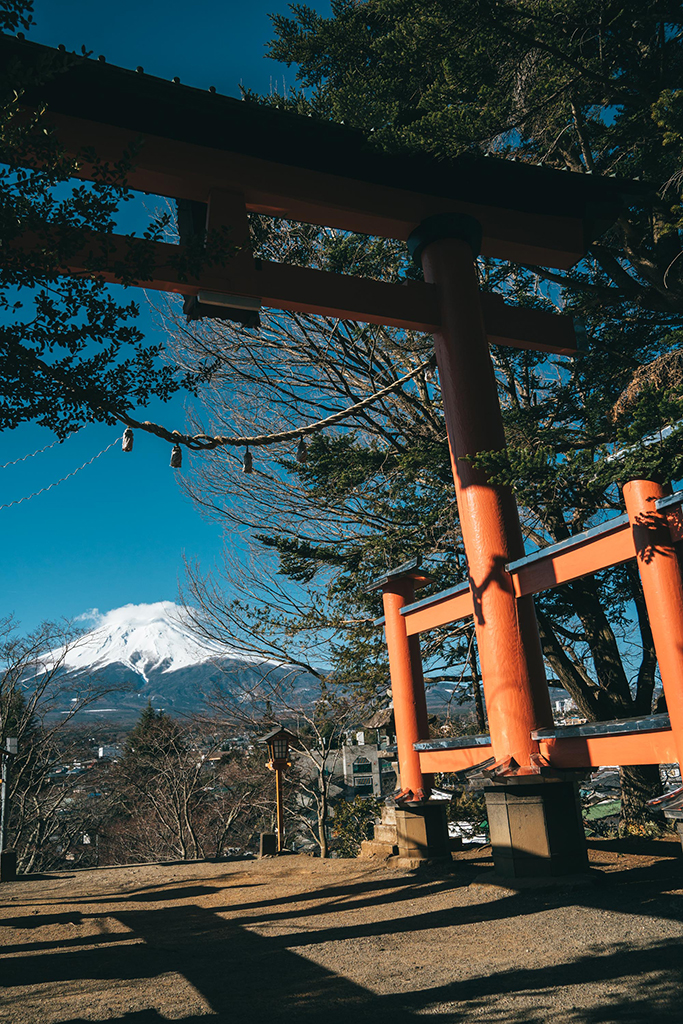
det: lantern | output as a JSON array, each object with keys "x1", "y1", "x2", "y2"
[
  {"x1": 257, "y1": 725, "x2": 298, "y2": 853},
  {"x1": 258, "y1": 725, "x2": 296, "y2": 768}
]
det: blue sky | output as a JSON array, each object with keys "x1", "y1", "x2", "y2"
[
  {"x1": 2, "y1": 0, "x2": 331, "y2": 632},
  {"x1": 29, "y1": 0, "x2": 318, "y2": 99}
]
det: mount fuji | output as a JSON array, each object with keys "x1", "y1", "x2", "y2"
[
  {"x1": 41, "y1": 602, "x2": 564, "y2": 726},
  {"x1": 46, "y1": 601, "x2": 317, "y2": 723}
]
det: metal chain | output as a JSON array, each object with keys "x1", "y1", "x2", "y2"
[
  {"x1": 0, "y1": 436, "x2": 122, "y2": 511},
  {"x1": 0, "y1": 434, "x2": 75, "y2": 470}
]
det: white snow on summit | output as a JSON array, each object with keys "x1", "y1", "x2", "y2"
[{"x1": 59, "y1": 602, "x2": 233, "y2": 682}]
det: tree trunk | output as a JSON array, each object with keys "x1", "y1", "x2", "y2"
[
  {"x1": 619, "y1": 764, "x2": 662, "y2": 829},
  {"x1": 467, "y1": 632, "x2": 486, "y2": 733},
  {"x1": 538, "y1": 606, "x2": 663, "y2": 831},
  {"x1": 318, "y1": 812, "x2": 328, "y2": 858},
  {"x1": 569, "y1": 578, "x2": 634, "y2": 715},
  {"x1": 536, "y1": 609, "x2": 603, "y2": 720},
  {"x1": 317, "y1": 785, "x2": 328, "y2": 858}
]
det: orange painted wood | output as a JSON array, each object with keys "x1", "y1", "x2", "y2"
[
  {"x1": 417, "y1": 729, "x2": 676, "y2": 772},
  {"x1": 46, "y1": 111, "x2": 587, "y2": 268},
  {"x1": 382, "y1": 582, "x2": 432, "y2": 795},
  {"x1": 510, "y1": 521, "x2": 636, "y2": 598},
  {"x1": 205, "y1": 189, "x2": 253, "y2": 279},
  {"x1": 538, "y1": 729, "x2": 678, "y2": 768},
  {"x1": 38, "y1": 230, "x2": 579, "y2": 344},
  {"x1": 258, "y1": 271, "x2": 578, "y2": 353},
  {"x1": 624, "y1": 480, "x2": 683, "y2": 768},
  {"x1": 403, "y1": 587, "x2": 475, "y2": 635},
  {"x1": 482, "y1": 293, "x2": 578, "y2": 356},
  {"x1": 47, "y1": 230, "x2": 440, "y2": 328},
  {"x1": 256, "y1": 260, "x2": 440, "y2": 330},
  {"x1": 418, "y1": 745, "x2": 494, "y2": 774},
  {"x1": 421, "y1": 235, "x2": 553, "y2": 767}
]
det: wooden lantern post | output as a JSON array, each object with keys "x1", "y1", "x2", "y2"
[{"x1": 259, "y1": 726, "x2": 297, "y2": 853}]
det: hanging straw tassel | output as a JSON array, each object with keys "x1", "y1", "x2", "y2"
[
  {"x1": 242, "y1": 447, "x2": 253, "y2": 474},
  {"x1": 296, "y1": 438, "x2": 308, "y2": 463},
  {"x1": 170, "y1": 444, "x2": 182, "y2": 469},
  {"x1": 122, "y1": 428, "x2": 134, "y2": 452}
]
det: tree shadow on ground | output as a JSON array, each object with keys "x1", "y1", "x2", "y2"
[
  {"x1": 1, "y1": 855, "x2": 682, "y2": 1023},
  {"x1": 585, "y1": 838, "x2": 681, "y2": 858},
  {"x1": 1, "y1": 877, "x2": 262, "y2": 912}
]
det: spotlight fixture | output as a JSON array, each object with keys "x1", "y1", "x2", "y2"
[{"x1": 183, "y1": 290, "x2": 261, "y2": 329}]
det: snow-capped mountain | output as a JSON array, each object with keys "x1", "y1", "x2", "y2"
[
  {"x1": 44, "y1": 601, "x2": 317, "y2": 723},
  {"x1": 60, "y1": 602, "x2": 244, "y2": 683},
  {"x1": 39, "y1": 601, "x2": 571, "y2": 726}
]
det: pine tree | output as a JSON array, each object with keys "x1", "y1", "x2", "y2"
[{"x1": 123, "y1": 702, "x2": 182, "y2": 764}]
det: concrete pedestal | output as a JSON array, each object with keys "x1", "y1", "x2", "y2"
[
  {"x1": 0, "y1": 850, "x2": 17, "y2": 882},
  {"x1": 359, "y1": 803, "x2": 399, "y2": 860},
  {"x1": 484, "y1": 780, "x2": 588, "y2": 879},
  {"x1": 259, "y1": 833, "x2": 277, "y2": 857},
  {"x1": 664, "y1": 810, "x2": 683, "y2": 852},
  {"x1": 395, "y1": 801, "x2": 450, "y2": 865},
  {"x1": 675, "y1": 821, "x2": 683, "y2": 850}
]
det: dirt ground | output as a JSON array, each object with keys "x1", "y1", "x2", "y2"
[{"x1": 0, "y1": 839, "x2": 682, "y2": 1024}]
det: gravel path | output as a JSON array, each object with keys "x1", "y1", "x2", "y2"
[{"x1": 0, "y1": 840, "x2": 681, "y2": 1023}]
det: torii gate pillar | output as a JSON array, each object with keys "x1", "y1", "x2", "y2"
[
  {"x1": 380, "y1": 574, "x2": 433, "y2": 801},
  {"x1": 408, "y1": 215, "x2": 587, "y2": 878},
  {"x1": 408, "y1": 214, "x2": 554, "y2": 763},
  {"x1": 623, "y1": 480, "x2": 683, "y2": 768}
]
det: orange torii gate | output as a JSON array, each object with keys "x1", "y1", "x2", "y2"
[{"x1": 5, "y1": 34, "x2": 676, "y2": 878}]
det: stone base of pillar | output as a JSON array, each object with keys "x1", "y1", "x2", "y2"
[
  {"x1": 483, "y1": 780, "x2": 588, "y2": 879},
  {"x1": 359, "y1": 802, "x2": 399, "y2": 860},
  {"x1": 664, "y1": 810, "x2": 683, "y2": 852},
  {"x1": 0, "y1": 850, "x2": 17, "y2": 882},
  {"x1": 258, "y1": 833, "x2": 277, "y2": 858},
  {"x1": 674, "y1": 821, "x2": 683, "y2": 851},
  {"x1": 395, "y1": 801, "x2": 450, "y2": 865}
]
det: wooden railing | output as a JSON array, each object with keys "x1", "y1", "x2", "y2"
[
  {"x1": 380, "y1": 491, "x2": 683, "y2": 772},
  {"x1": 412, "y1": 714, "x2": 676, "y2": 773},
  {"x1": 391, "y1": 494, "x2": 683, "y2": 637}
]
